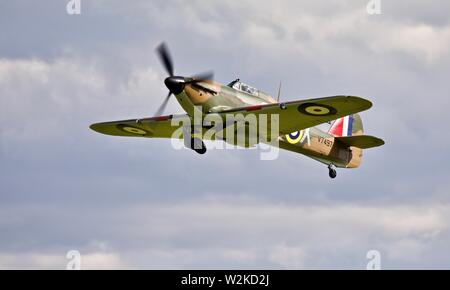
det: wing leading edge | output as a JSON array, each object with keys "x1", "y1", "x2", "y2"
[{"x1": 89, "y1": 114, "x2": 190, "y2": 138}]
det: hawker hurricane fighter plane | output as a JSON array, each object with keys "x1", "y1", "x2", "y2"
[{"x1": 90, "y1": 43, "x2": 384, "y2": 178}]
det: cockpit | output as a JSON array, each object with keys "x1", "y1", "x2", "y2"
[{"x1": 227, "y1": 79, "x2": 259, "y2": 96}]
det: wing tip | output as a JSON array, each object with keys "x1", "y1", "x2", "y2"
[
  {"x1": 89, "y1": 122, "x2": 120, "y2": 136},
  {"x1": 368, "y1": 137, "x2": 385, "y2": 148},
  {"x1": 89, "y1": 123, "x2": 104, "y2": 134},
  {"x1": 346, "y1": 95, "x2": 373, "y2": 110}
]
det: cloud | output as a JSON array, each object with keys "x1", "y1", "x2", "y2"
[
  {"x1": 269, "y1": 244, "x2": 306, "y2": 269},
  {"x1": 0, "y1": 251, "x2": 126, "y2": 270},
  {"x1": 0, "y1": 57, "x2": 170, "y2": 141},
  {"x1": 1, "y1": 199, "x2": 448, "y2": 269}
]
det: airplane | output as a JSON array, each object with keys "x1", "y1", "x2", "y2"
[{"x1": 90, "y1": 43, "x2": 384, "y2": 178}]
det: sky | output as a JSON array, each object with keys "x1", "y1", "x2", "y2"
[{"x1": 1, "y1": 0, "x2": 450, "y2": 269}]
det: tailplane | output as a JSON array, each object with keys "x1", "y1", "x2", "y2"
[
  {"x1": 329, "y1": 114, "x2": 384, "y2": 149},
  {"x1": 335, "y1": 135, "x2": 385, "y2": 149}
]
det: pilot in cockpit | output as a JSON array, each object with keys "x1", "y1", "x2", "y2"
[{"x1": 227, "y1": 79, "x2": 258, "y2": 96}]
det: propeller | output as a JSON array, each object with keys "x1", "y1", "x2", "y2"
[
  {"x1": 154, "y1": 42, "x2": 214, "y2": 116},
  {"x1": 187, "y1": 71, "x2": 214, "y2": 83},
  {"x1": 156, "y1": 42, "x2": 174, "y2": 77},
  {"x1": 154, "y1": 91, "x2": 172, "y2": 117}
]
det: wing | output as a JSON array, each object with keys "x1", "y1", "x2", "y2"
[
  {"x1": 216, "y1": 95, "x2": 373, "y2": 135},
  {"x1": 90, "y1": 96, "x2": 373, "y2": 140},
  {"x1": 89, "y1": 114, "x2": 190, "y2": 138}
]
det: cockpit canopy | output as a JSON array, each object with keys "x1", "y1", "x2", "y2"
[{"x1": 227, "y1": 79, "x2": 258, "y2": 96}]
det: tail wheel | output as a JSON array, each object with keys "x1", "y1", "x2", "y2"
[
  {"x1": 328, "y1": 164, "x2": 337, "y2": 179},
  {"x1": 329, "y1": 169, "x2": 337, "y2": 179}
]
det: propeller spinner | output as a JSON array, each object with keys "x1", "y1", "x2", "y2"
[{"x1": 154, "y1": 42, "x2": 214, "y2": 116}]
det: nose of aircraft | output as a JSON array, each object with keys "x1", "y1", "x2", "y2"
[{"x1": 164, "y1": 76, "x2": 185, "y2": 95}]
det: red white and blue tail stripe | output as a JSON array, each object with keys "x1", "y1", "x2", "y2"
[{"x1": 328, "y1": 115, "x2": 353, "y2": 137}]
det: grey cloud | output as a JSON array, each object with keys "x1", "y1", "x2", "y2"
[
  {"x1": 1, "y1": 201, "x2": 449, "y2": 269},
  {"x1": 1, "y1": 0, "x2": 450, "y2": 269}
]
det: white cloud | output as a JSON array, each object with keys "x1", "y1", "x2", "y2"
[
  {"x1": 81, "y1": 252, "x2": 126, "y2": 270},
  {"x1": 0, "y1": 251, "x2": 126, "y2": 270},
  {"x1": 0, "y1": 58, "x2": 106, "y2": 140},
  {"x1": 386, "y1": 238, "x2": 428, "y2": 262},
  {"x1": 269, "y1": 244, "x2": 306, "y2": 269},
  {"x1": 0, "y1": 57, "x2": 170, "y2": 143},
  {"x1": 370, "y1": 23, "x2": 450, "y2": 64},
  {"x1": 0, "y1": 253, "x2": 64, "y2": 270}
]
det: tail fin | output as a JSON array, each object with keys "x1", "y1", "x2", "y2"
[
  {"x1": 328, "y1": 114, "x2": 363, "y2": 137},
  {"x1": 329, "y1": 114, "x2": 365, "y2": 168}
]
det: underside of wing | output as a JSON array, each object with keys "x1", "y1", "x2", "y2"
[
  {"x1": 216, "y1": 95, "x2": 373, "y2": 135},
  {"x1": 90, "y1": 114, "x2": 190, "y2": 138}
]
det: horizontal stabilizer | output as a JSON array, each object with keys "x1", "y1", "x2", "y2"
[{"x1": 335, "y1": 135, "x2": 385, "y2": 149}]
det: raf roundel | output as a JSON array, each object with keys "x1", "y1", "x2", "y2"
[
  {"x1": 298, "y1": 103, "x2": 337, "y2": 116},
  {"x1": 117, "y1": 125, "x2": 148, "y2": 135},
  {"x1": 286, "y1": 130, "x2": 304, "y2": 144}
]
